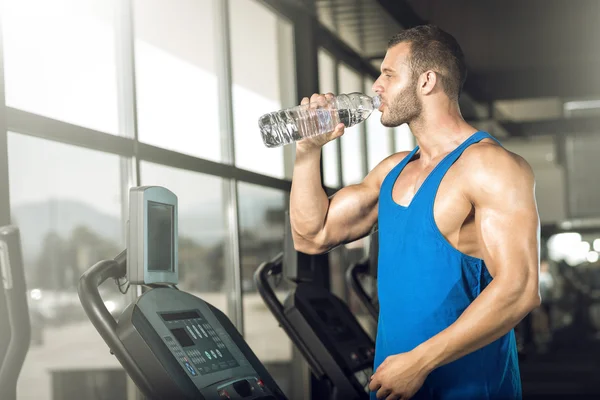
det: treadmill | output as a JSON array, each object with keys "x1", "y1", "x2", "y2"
[
  {"x1": 255, "y1": 216, "x2": 375, "y2": 400},
  {"x1": 78, "y1": 186, "x2": 286, "y2": 400},
  {"x1": 346, "y1": 230, "x2": 379, "y2": 322},
  {"x1": 0, "y1": 226, "x2": 31, "y2": 400}
]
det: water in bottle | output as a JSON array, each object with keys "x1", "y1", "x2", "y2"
[{"x1": 258, "y1": 93, "x2": 381, "y2": 148}]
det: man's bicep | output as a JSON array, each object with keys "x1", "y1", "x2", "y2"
[
  {"x1": 321, "y1": 182, "x2": 380, "y2": 247},
  {"x1": 319, "y1": 152, "x2": 407, "y2": 249},
  {"x1": 470, "y1": 151, "x2": 540, "y2": 284}
]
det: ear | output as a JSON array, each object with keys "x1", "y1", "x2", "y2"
[{"x1": 419, "y1": 71, "x2": 437, "y2": 95}]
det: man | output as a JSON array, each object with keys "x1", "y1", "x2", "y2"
[{"x1": 290, "y1": 25, "x2": 540, "y2": 399}]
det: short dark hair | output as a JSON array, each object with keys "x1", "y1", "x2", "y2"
[{"x1": 388, "y1": 25, "x2": 467, "y2": 101}]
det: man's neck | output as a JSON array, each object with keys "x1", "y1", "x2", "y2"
[{"x1": 409, "y1": 103, "x2": 477, "y2": 162}]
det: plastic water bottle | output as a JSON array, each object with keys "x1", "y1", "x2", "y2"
[{"x1": 258, "y1": 93, "x2": 381, "y2": 148}]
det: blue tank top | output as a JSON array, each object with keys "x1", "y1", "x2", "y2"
[{"x1": 372, "y1": 131, "x2": 521, "y2": 400}]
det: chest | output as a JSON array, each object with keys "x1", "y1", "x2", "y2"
[{"x1": 390, "y1": 160, "x2": 479, "y2": 257}]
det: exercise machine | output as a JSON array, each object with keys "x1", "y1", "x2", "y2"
[
  {"x1": 78, "y1": 186, "x2": 286, "y2": 400},
  {"x1": 346, "y1": 230, "x2": 379, "y2": 322},
  {"x1": 255, "y1": 216, "x2": 375, "y2": 400},
  {"x1": 0, "y1": 226, "x2": 31, "y2": 400}
]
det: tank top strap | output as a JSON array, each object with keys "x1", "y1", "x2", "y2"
[
  {"x1": 380, "y1": 146, "x2": 420, "y2": 204},
  {"x1": 416, "y1": 131, "x2": 501, "y2": 209}
]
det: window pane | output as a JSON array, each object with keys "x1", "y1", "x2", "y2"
[
  {"x1": 140, "y1": 162, "x2": 228, "y2": 314},
  {"x1": 395, "y1": 123, "x2": 415, "y2": 152},
  {"x1": 8, "y1": 133, "x2": 125, "y2": 398},
  {"x1": 231, "y1": 0, "x2": 295, "y2": 178},
  {"x1": 365, "y1": 78, "x2": 393, "y2": 171},
  {"x1": 318, "y1": 49, "x2": 336, "y2": 94},
  {"x1": 133, "y1": 0, "x2": 221, "y2": 161},
  {"x1": 238, "y1": 183, "x2": 293, "y2": 397},
  {"x1": 2, "y1": 0, "x2": 119, "y2": 134},
  {"x1": 339, "y1": 63, "x2": 365, "y2": 185},
  {"x1": 319, "y1": 49, "x2": 341, "y2": 188}
]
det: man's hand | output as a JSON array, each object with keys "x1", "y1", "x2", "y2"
[
  {"x1": 296, "y1": 93, "x2": 346, "y2": 153},
  {"x1": 369, "y1": 350, "x2": 431, "y2": 400}
]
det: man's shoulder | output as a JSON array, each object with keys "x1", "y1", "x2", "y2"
[
  {"x1": 457, "y1": 139, "x2": 535, "y2": 202},
  {"x1": 365, "y1": 150, "x2": 412, "y2": 187},
  {"x1": 458, "y1": 139, "x2": 533, "y2": 179},
  {"x1": 382, "y1": 150, "x2": 413, "y2": 169}
]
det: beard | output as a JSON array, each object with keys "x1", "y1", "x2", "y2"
[{"x1": 380, "y1": 79, "x2": 423, "y2": 128}]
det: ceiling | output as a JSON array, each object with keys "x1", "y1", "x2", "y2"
[
  {"x1": 400, "y1": 0, "x2": 600, "y2": 103},
  {"x1": 313, "y1": 0, "x2": 600, "y2": 136},
  {"x1": 315, "y1": 0, "x2": 403, "y2": 59}
]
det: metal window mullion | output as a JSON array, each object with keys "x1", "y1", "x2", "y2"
[
  {"x1": 357, "y1": 0, "x2": 369, "y2": 180},
  {"x1": 334, "y1": 60, "x2": 343, "y2": 186},
  {"x1": 360, "y1": 75, "x2": 369, "y2": 178},
  {"x1": 565, "y1": 134, "x2": 576, "y2": 219},
  {"x1": 278, "y1": 18, "x2": 298, "y2": 180},
  {"x1": 214, "y1": 0, "x2": 243, "y2": 333},
  {"x1": 5, "y1": 108, "x2": 136, "y2": 156},
  {"x1": 114, "y1": 0, "x2": 140, "y2": 227},
  {"x1": 389, "y1": 127, "x2": 396, "y2": 155},
  {"x1": 115, "y1": 0, "x2": 141, "y2": 187},
  {"x1": 113, "y1": 1, "x2": 141, "y2": 398},
  {"x1": 5, "y1": 109, "x2": 297, "y2": 191},
  {"x1": 0, "y1": 9, "x2": 17, "y2": 400}
]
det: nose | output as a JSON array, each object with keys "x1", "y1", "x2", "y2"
[{"x1": 372, "y1": 79, "x2": 383, "y2": 95}]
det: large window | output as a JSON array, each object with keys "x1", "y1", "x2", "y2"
[
  {"x1": 133, "y1": 0, "x2": 222, "y2": 161},
  {"x1": 0, "y1": 1, "x2": 400, "y2": 399},
  {"x1": 237, "y1": 183, "x2": 294, "y2": 397},
  {"x1": 339, "y1": 63, "x2": 366, "y2": 185},
  {"x1": 140, "y1": 162, "x2": 228, "y2": 314},
  {"x1": 2, "y1": 0, "x2": 119, "y2": 134},
  {"x1": 230, "y1": 0, "x2": 295, "y2": 178},
  {"x1": 365, "y1": 78, "x2": 393, "y2": 171},
  {"x1": 8, "y1": 133, "x2": 124, "y2": 399}
]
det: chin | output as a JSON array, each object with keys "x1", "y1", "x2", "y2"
[
  {"x1": 381, "y1": 121, "x2": 399, "y2": 128},
  {"x1": 381, "y1": 116, "x2": 404, "y2": 128}
]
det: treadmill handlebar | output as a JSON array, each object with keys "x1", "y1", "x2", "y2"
[
  {"x1": 254, "y1": 254, "x2": 326, "y2": 379},
  {"x1": 346, "y1": 259, "x2": 378, "y2": 321},
  {"x1": 77, "y1": 251, "x2": 156, "y2": 399}
]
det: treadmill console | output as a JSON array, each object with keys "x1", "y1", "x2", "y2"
[
  {"x1": 114, "y1": 186, "x2": 285, "y2": 399},
  {"x1": 118, "y1": 288, "x2": 283, "y2": 400},
  {"x1": 160, "y1": 309, "x2": 239, "y2": 376}
]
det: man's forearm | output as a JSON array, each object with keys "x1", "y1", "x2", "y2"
[
  {"x1": 290, "y1": 147, "x2": 330, "y2": 240},
  {"x1": 414, "y1": 278, "x2": 539, "y2": 372}
]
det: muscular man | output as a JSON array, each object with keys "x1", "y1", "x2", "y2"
[{"x1": 290, "y1": 25, "x2": 540, "y2": 399}]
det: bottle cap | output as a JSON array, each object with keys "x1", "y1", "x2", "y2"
[{"x1": 372, "y1": 95, "x2": 381, "y2": 109}]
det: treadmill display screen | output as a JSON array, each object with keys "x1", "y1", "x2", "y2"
[
  {"x1": 171, "y1": 328, "x2": 194, "y2": 347},
  {"x1": 161, "y1": 310, "x2": 240, "y2": 375},
  {"x1": 162, "y1": 311, "x2": 200, "y2": 321},
  {"x1": 147, "y1": 201, "x2": 174, "y2": 272}
]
